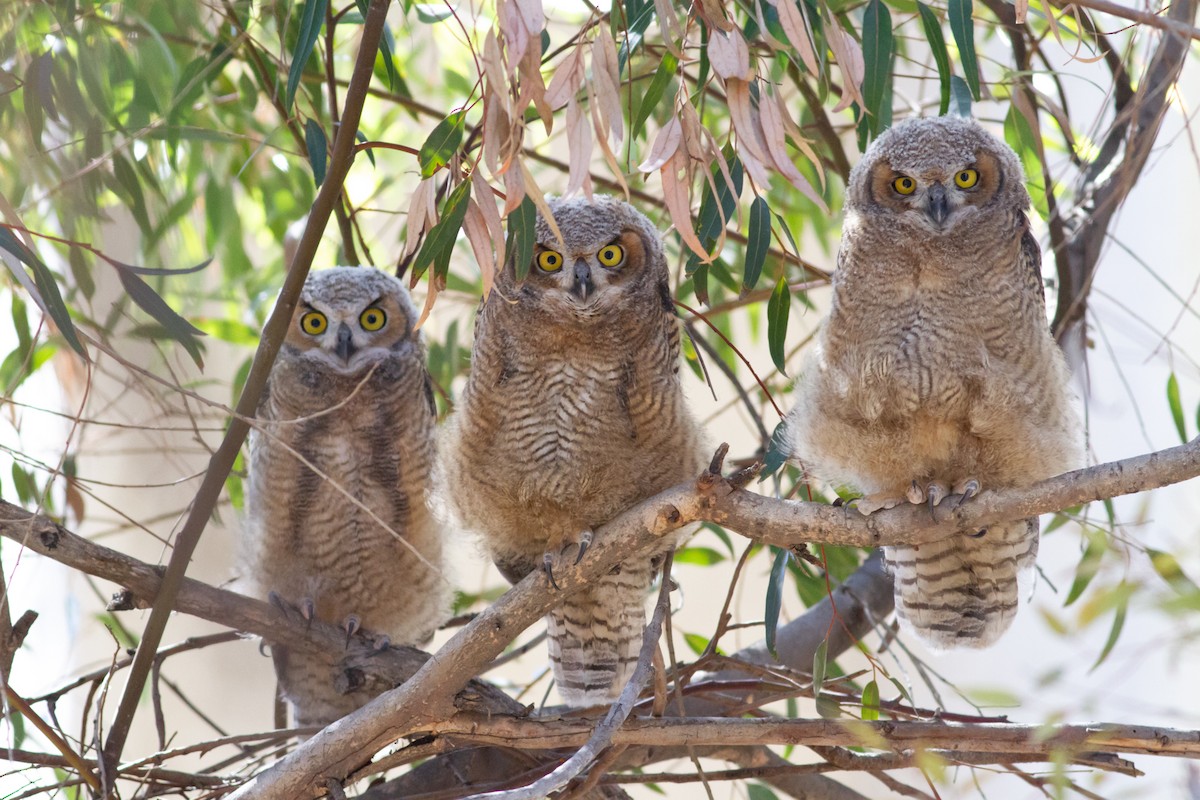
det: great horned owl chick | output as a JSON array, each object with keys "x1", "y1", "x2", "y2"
[
  {"x1": 787, "y1": 117, "x2": 1083, "y2": 648},
  {"x1": 441, "y1": 196, "x2": 706, "y2": 706},
  {"x1": 242, "y1": 266, "x2": 449, "y2": 726}
]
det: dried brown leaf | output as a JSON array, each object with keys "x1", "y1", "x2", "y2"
[
  {"x1": 708, "y1": 28, "x2": 752, "y2": 81},
  {"x1": 771, "y1": 0, "x2": 820, "y2": 76},
  {"x1": 638, "y1": 114, "x2": 682, "y2": 173},
  {"x1": 503, "y1": 163, "x2": 526, "y2": 215},
  {"x1": 463, "y1": 200, "x2": 496, "y2": 298},
  {"x1": 414, "y1": 273, "x2": 444, "y2": 330},
  {"x1": 661, "y1": 149, "x2": 709, "y2": 261},
  {"x1": 592, "y1": 26, "x2": 624, "y2": 145},
  {"x1": 545, "y1": 46, "x2": 586, "y2": 110},
  {"x1": 565, "y1": 97, "x2": 594, "y2": 197},
  {"x1": 824, "y1": 10, "x2": 866, "y2": 112},
  {"x1": 759, "y1": 87, "x2": 828, "y2": 210},
  {"x1": 520, "y1": 160, "x2": 564, "y2": 251},
  {"x1": 471, "y1": 169, "x2": 505, "y2": 291},
  {"x1": 404, "y1": 177, "x2": 438, "y2": 258}
]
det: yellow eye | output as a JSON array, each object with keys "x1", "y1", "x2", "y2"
[
  {"x1": 537, "y1": 250, "x2": 563, "y2": 272},
  {"x1": 892, "y1": 176, "x2": 917, "y2": 195},
  {"x1": 359, "y1": 307, "x2": 387, "y2": 331},
  {"x1": 300, "y1": 311, "x2": 327, "y2": 336},
  {"x1": 597, "y1": 244, "x2": 626, "y2": 268},
  {"x1": 955, "y1": 168, "x2": 980, "y2": 188}
]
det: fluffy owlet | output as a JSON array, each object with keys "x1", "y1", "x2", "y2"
[
  {"x1": 441, "y1": 196, "x2": 706, "y2": 706},
  {"x1": 242, "y1": 266, "x2": 449, "y2": 727},
  {"x1": 787, "y1": 117, "x2": 1083, "y2": 648}
]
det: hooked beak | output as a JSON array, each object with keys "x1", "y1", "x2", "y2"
[
  {"x1": 334, "y1": 322, "x2": 356, "y2": 363},
  {"x1": 570, "y1": 259, "x2": 594, "y2": 302},
  {"x1": 925, "y1": 183, "x2": 949, "y2": 227}
]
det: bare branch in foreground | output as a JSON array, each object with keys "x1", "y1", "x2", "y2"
[
  {"x1": 425, "y1": 715, "x2": 1200, "y2": 761},
  {"x1": 463, "y1": 557, "x2": 676, "y2": 800}
]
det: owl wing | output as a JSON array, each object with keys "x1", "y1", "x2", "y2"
[{"x1": 1018, "y1": 214, "x2": 1046, "y2": 310}]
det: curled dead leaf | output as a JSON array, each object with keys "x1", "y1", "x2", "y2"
[{"x1": 638, "y1": 115, "x2": 682, "y2": 173}]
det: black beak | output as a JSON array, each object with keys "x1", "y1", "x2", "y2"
[
  {"x1": 570, "y1": 259, "x2": 594, "y2": 302},
  {"x1": 334, "y1": 322, "x2": 356, "y2": 363},
  {"x1": 925, "y1": 183, "x2": 949, "y2": 226}
]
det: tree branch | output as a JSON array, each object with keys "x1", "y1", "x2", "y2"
[
  {"x1": 223, "y1": 438, "x2": 1200, "y2": 798},
  {"x1": 425, "y1": 714, "x2": 1200, "y2": 761}
]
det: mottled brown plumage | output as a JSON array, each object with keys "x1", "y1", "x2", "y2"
[
  {"x1": 787, "y1": 117, "x2": 1083, "y2": 648},
  {"x1": 242, "y1": 266, "x2": 449, "y2": 726},
  {"x1": 441, "y1": 196, "x2": 705, "y2": 706}
]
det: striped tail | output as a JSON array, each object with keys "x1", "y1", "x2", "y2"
[
  {"x1": 885, "y1": 518, "x2": 1039, "y2": 649},
  {"x1": 547, "y1": 561, "x2": 651, "y2": 707}
]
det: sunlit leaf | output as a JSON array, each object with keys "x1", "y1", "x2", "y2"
[
  {"x1": 674, "y1": 546, "x2": 725, "y2": 565},
  {"x1": 1167, "y1": 373, "x2": 1188, "y2": 443},
  {"x1": 767, "y1": 274, "x2": 791, "y2": 375},
  {"x1": 411, "y1": 180, "x2": 471, "y2": 281},
  {"x1": 861, "y1": 679, "x2": 880, "y2": 720},
  {"x1": 415, "y1": 4, "x2": 453, "y2": 22},
  {"x1": 1147, "y1": 548, "x2": 1200, "y2": 595},
  {"x1": 744, "y1": 196, "x2": 771, "y2": 292},
  {"x1": 286, "y1": 0, "x2": 330, "y2": 110},
  {"x1": 632, "y1": 52, "x2": 677, "y2": 141},
  {"x1": 418, "y1": 110, "x2": 466, "y2": 178},
  {"x1": 917, "y1": 2, "x2": 951, "y2": 115},
  {"x1": 948, "y1": 0, "x2": 980, "y2": 100},
  {"x1": 765, "y1": 546, "x2": 789, "y2": 658}
]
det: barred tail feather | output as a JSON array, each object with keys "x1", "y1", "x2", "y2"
[
  {"x1": 885, "y1": 519, "x2": 1039, "y2": 649},
  {"x1": 547, "y1": 563, "x2": 650, "y2": 707}
]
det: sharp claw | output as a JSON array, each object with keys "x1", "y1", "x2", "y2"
[
  {"x1": 967, "y1": 528, "x2": 988, "y2": 538},
  {"x1": 267, "y1": 591, "x2": 286, "y2": 612},
  {"x1": 953, "y1": 479, "x2": 981, "y2": 510},
  {"x1": 575, "y1": 530, "x2": 593, "y2": 565},
  {"x1": 343, "y1": 614, "x2": 361, "y2": 648},
  {"x1": 300, "y1": 598, "x2": 316, "y2": 630},
  {"x1": 543, "y1": 552, "x2": 559, "y2": 590},
  {"x1": 373, "y1": 634, "x2": 391, "y2": 652},
  {"x1": 906, "y1": 480, "x2": 925, "y2": 505}
]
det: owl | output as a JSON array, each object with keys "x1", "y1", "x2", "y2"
[
  {"x1": 441, "y1": 195, "x2": 706, "y2": 706},
  {"x1": 786, "y1": 116, "x2": 1083, "y2": 648},
  {"x1": 242, "y1": 266, "x2": 449, "y2": 727}
]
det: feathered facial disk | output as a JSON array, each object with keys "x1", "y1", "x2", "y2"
[
  {"x1": 282, "y1": 266, "x2": 418, "y2": 374},
  {"x1": 513, "y1": 196, "x2": 668, "y2": 320},
  {"x1": 851, "y1": 116, "x2": 1027, "y2": 235}
]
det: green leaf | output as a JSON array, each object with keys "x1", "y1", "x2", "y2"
[
  {"x1": 815, "y1": 693, "x2": 841, "y2": 718},
  {"x1": 286, "y1": 0, "x2": 329, "y2": 110},
  {"x1": 114, "y1": 265, "x2": 206, "y2": 368},
  {"x1": 356, "y1": 0, "x2": 400, "y2": 91},
  {"x1": 861, "y1": 679, "x2": 880, "y2": 720},
  {"x1": 1167, "y1": 373, "x2": 1188, "y2": 443},
  {"x1": 1063, "y1": 531, "x2": 1105, "y2": 606},
  {"x1": 618, "y1": 0, "x2": 657, "y2": 73},
  {"x1": 1090, "y1": 589, "x2": 1127, "y2": 672},
  {"x1": 748, "y1": 785, "x2": 780, "y2": 800},
  {"x1": 767, "y1": 274, "x2": 791, "y2": 376},
  {"x1": 860, "y1": 0, "x2": 893, "y2": 139},
  {"x1": 507, "y1": 196, "x2": 538, "y2": 282},
  {"x1": 744, "y1": 196, "x2": 771, "y2": 292},
  {"x1": 305, "y1": 118, "x2": 328, "y2": 187},
  {"x1": 632, "y1": 51, "x2": 677, "y2": 141},
  {"x1": 411, "y1": 180, "x2": 471, "y2": 281},
  {"x1": 0, "y1": 227, "x2": 86, "y2": 357},
  {"x1": 674, "y1": 546, "x2": 725, "y2": 565},
  {"x1": 949, "y1": 74, "x2": 972, "y2": 118},
  {"x1": 765, "y1": 547, "x2": 789, "y2": 658},
  {"x1": 812, "y1": 637, "x2": 828, "y2": 696},
  {"x1": 948, "y1": 0, "x2": 979, "y2": 101},
  {"x1": 683, "y1": 632, "x2": 711, "y2": 656},
  {"x1": 916, "y1": 2, "x2": 952, "y2": 116},
  {"x1": 1148, "y1": 548, "x2": 1200, "y2": 595},
  {"x1": 414, "y1": 3, "x2": 453, "y2": 22},
  {"x1": 759, "y1": 420, "x2": 792, "y2": 481},
  {"x1": 418, "y1": 110, "x2": 466, "y2": 178}
]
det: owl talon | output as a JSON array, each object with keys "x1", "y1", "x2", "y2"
[
  {"x1": 952, "y1": 478, "x2": 981, "y2": 509},
  {"x1": 372, "y1": 634, "x2": 392, "y2": 652},
  {"x1": 543, "y1": 552, "x2": 560, "y2": 590},
  {"x1": 300, "y1": 597, "x2": 316, "y2": 630},
  {"x1": 342, "y1": 614, "x2": 361, "y2": 647},
  {"x1": 574, "y1": 530, "x2": 594, "y2": 564},
  {"x1": 905, "y1": 480, "x2": 925, "y2": 505}
]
